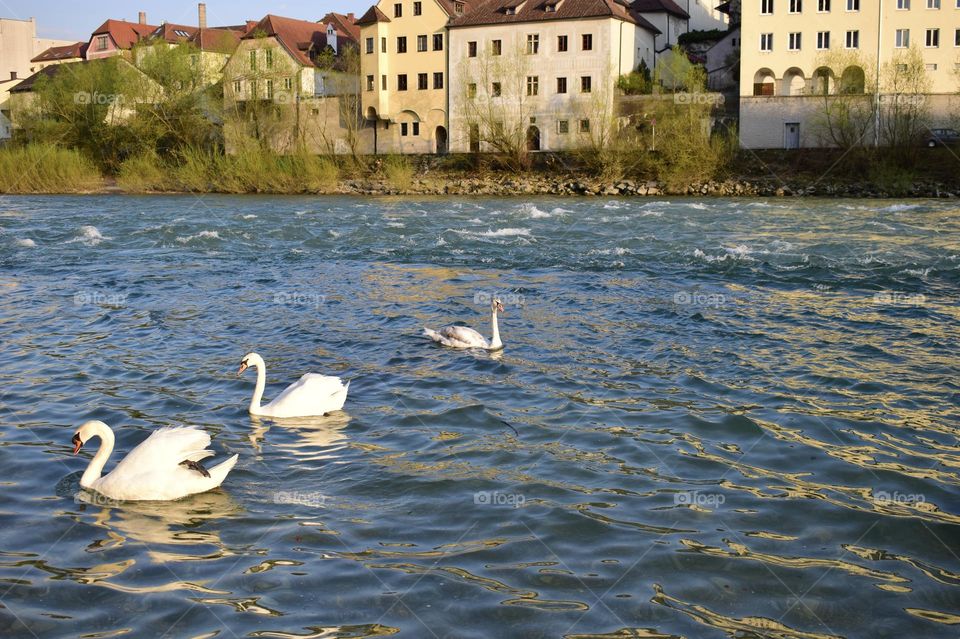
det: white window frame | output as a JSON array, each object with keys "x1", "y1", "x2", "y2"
[
  {"x1": 926, "y1": 28, "x2": 940, "y2": 46},
  {"x1": 761, "y1": 0, "x2": 774, "y2": 14},
  {"x1": 788, "y1": 32, "x2": 802, "y2": 50},
  {"x1": 845, "y1": 30, "x2": 860, "y2": 48},
  {"x1": 818, "y1": 0, "x2": 830, "y2": 10},
  {"x1": 761, "y1": 33, "x2": 774, "y2": 51},
  {"x1": 896, "y1": 29, "x2": 910, "y2": 47},
  {"x1": 897, "y1": 0, "x2": 910, "y2": 8},
  {"x1": 790, "y1": 0, "x2": 802, "y2": 12},
  {"x1": 846, "y1": 0, "x2": 859, "y2": 9},
  {"x1": 817, "y1": 31, "x2": 830, "y2": 49}
]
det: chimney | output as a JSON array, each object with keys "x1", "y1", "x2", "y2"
[
  {"x1": 198, "y1": 3, "x2": 207, "y2": 29},
  {"x1": 10, "y1": 71, "x2": 17, "y2": 80},
  {"x1": 139, "y1": 11, "x2": 146, "y2": 24}
]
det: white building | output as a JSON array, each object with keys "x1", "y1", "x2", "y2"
[{"x1": 447, "y1": 0, "x2": 660, "y2": 153}]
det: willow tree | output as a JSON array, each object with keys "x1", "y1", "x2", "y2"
[
  {"x1": 877, "y1": 46, "x2": 931, "y2": 155},
  {"x1": 810, "y1": 49, "x2": 878, "y2": 150}
]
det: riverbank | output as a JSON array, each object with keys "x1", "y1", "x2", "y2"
[{"x1": 3, "y1": 146, "x2": 958, "y2": 198}]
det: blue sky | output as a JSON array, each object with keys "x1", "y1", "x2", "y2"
[{"x1": 2, "y1": 0, "x2": 362, "y2": 41}]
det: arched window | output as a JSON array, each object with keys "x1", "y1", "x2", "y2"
[
  {"x1": 753, "y1": 68, "x2": 776, "y2": 96},
  {"x1": 840, "y1": 66, "x2": 865, "y2": 94}
]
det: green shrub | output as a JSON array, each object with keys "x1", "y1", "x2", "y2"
[
  {"x1": 117, "y1": 150, "x2": 172, "y2": 192},
  {"x1": 382, "y1": 155, "x2": 415, "y2": 191}
]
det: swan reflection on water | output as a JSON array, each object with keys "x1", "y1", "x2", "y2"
[
  {"x1": 74, "y1": 489, "x2": 243, "y2": 562},
  {"x1": 247, "y1": 412, "x2": 351, "y2": 460}
]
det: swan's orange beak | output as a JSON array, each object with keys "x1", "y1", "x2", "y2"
[
  {"x1": 237, "y1": 362, "x2": 248, "y2": 377},
  {"x1": 497, "y1": 303, "x2": 505, "y2": 313},
  {"x1": 71, "y1": 433, "x2": 83, "y2": 455}
]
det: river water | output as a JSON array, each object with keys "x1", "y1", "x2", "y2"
[{"x1": 0, "y1": 195, "x2": 958, "y2": 638}]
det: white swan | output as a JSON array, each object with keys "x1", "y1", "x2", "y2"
[
  {"x1": 238, "y1": 352, "x2": 349, "y2": 418},
  {"x1": 71, "y1": 420, "x2": 238, "y2": 501},
  {"x1": 424, "y1": 297, "x2": 505, "y2": 350}
]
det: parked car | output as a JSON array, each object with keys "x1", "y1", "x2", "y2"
[{"x1": 925, "y1": 128, "x2": 960, "y2": 148}]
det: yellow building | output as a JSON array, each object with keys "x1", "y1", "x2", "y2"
[
  {"x1": 358, "y1": 0, "x2": 468, "y2": 154},
  {"x1": 740, "y1": 0, "x2": 960, "y2": 148},
  {"x1": 0, "y1": 17, "x2": 73, "y2": 82}
]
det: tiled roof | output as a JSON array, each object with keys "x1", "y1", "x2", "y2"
[
  {"x1": 244, "y1": 14, "x2": 334, "y2": 67},
  {"x1": 148, "y1": 23, "x2": 199, "y2": 44},
  {"x1": 31, "y1": 41, "x2": 88, "y2": 63},
  {"x1": 632, "y1": 0, "x2": 690, "y2": 19},
  {"x1": 321, "y1": 12, "x2": 360, "y2": 41},
  {"x1": 448, "y1": 0, "x2": 660, "y2": 31},
  {"x1": 355, "y1": 6, "x2": 391, "y2": 26},
  {"x1": 90, "y1": 19, "x2": 160, "y2": 50},
  {"x1": 191, "y1": 27, "x2": 244, "y2": 53},
  {"x1": 10, "y1": 63, "x2": 75, "y2": 93}
]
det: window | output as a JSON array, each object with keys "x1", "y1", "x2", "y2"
[
  {"x1": 896, "y1": 29, "x2": 910, "y2": 47},
  {"x1": 526, "y1": 75, "x2": 539, "y2": 95},
  {"x1": 434, "y1": 72, "x2": 444, "y2": 89},
  {"x1": 96, "y1": 35, "x2": 108, "y2": 50},
  {"x1": 581, "y1": 76, "x2": 592, "y2": 93},
  {"x1": 401, "y1": 122, "x2": 408, "y2": 136},
  {"x1": 761, "y1": 33, "x2": 773, "y2": 50},
  {"x1": 582, "y1": 34, "x2": 593, "y2": 50},
  {"x1": 491, "y1": 82, "x2": 501, "y2": 97},
  {"x1": 955, "y1": 28, "x2": 960, "y2": 46},
  {"x1": 469, "y1": 124, "x2": 480, "y2": 152},
  {"x1": 382, "y1": 75, "x2": 387, "y2": 90},
  {"x1": 526, "y1": 34, "x2": 539, "y2": 54},
  {"x1": 434, "y1": 34, "x2": 444, "y2": 50},
  {"x1": 846, "y1": 30, "x2": 859, "y2": 48},
  {"x1": 846, "y1": 0, "x2": 859, "y2": 9},
  {"x1": 284, "y1": 77, "x2": 292, "y2": 90},
  {"x1": 414, "y1": 1, "x2": 422, "y2": 14},
  {"x1": 233, "y1": 80, "x2": 241, "y2": 95},
  {"x1": 557, "y1": 120, "x2": 569, "y2": 134},
  {"x1": 761, "y1": 0, "x2": 773, "y2": 14},
  {"x1": 417, "y1": 35, "x2": 427, "y2": 51},
  {"x1": 397, "y1": 37, "x2": 407, "y2": 53},
  {"x1": 394, "y1": 3, "x2": 402, "y2": 17},
  {"x1": 818, "y1": 0, "x2": 830, "y2": 10},
  {"x1": 927, "y1": 0, "x2": 940, "y2": 7},
  {"x1": 926, "y1": 63, "x2": 938, "y2": 70},
  {"x1": 366, "y1": 75, "x2": 374, "y2": 91},
  {"x1": 926, "y1": 28, "x2": 940, "y2": 46},
  {"x1": 468, "y1": 83, "x2": 477, "y2": 98},
  {"x1": 579, "y1": 119, "x2": 590, "y2": 133},
  {"x1": 455, "y1": 1, "x2": 464, "y2": 13},
  {"x1": 249, "y1": 50, "x2": 257, "y2": 71},
  {"x1": 250, "y1": 80, "x2": 258, "y2": 99},
  {"x1": 557, "y1": 76, "x2": 567, "y2": 93},
  {"x1": 366, "y1": 37, "x2": 374, "y2": 54},
  {"x1": 492, "y1": 40, "x2": 502, "y2": 55},
  {"x1": 398, "y1": 74, "x2": 408, "y2": 90},
  {"x1": 468, "y1": 41, "x2": 477, "y2": 57},
  {"x1": 817, "y1": 31, "x2": 830, "y2": 48},
  {"x1": 789, "y1": 32, "x2": 802, "y2": 49},
  {"x1": 381, "y1": 37, "x2": 387, "y2": 53},
  {"x1": 558, "y1": 35, "x2": 568, "y2": 51},
  {"x1": 413, "y1": 122, "x2": 420, "y2": 136},
  {"x1": 418, "y1": 73, "x2": 428, "y2": 90},
  {"x1": 266, "y1": 79, "x2": 274, "y2": 99},
  {"x1": 265, "y1": 49, "x2": 273, "y2": 68},
  {"x1": 897, "y1": 0, "x2": 910, "y2": 8},
  {"x1": 790, "y1": 0, "x2": 802, "y2": 11}
]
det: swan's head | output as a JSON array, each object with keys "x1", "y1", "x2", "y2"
[
  {"x1": 72, "y1": 420, "x2": 108, "y2": 454},
  {"x1": 237, "y1": 352, "x2": 264, "y2": 377},
  {"x1": 492, "y1": 297, "x2": 505, "y2": 314}
]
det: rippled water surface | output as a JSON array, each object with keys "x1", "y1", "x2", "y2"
[{"x1": 1, "y1": 195, "x2": 959, "y2": 638}]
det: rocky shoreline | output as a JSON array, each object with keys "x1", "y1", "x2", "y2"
[{"x1": 334, "y1": 174, "x2": 960, "y2": 199}]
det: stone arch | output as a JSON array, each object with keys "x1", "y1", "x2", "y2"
[
  {"x1": 812, "y1": 66, "x2": 835, "y2": 95},
  {"x1": 782, "y1": 67, "x2": 806, "y2": 96},
  {"x1": 840, "y1": 66, "x2": 865, "y2": 94},
  {"x1": 753, "y1": 68, "x2": 775, "y2": 96}
]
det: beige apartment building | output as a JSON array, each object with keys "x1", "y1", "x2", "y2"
[
  {"x1": 358, "y1": 0, "x2": 467, "y2": 154},
  {"x1": 740, "y1": 0, "x2": 960, "y2": 148},
  {"x1": 1, "y1": 17, "x2": 73, "y2": 82},
  {"x1": 447, "y1": 0, "x2": 660, "y2": 153}
]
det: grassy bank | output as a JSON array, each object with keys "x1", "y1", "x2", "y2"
[
  {"x1": 0, "y1": 144, "x2": 103, "y2": 194},
  {"x1": 1, "y1": 143, "x2": 957, "y2": 197}
]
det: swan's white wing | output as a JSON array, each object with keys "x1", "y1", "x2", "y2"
[
  {"x1": 263, "y1": 374, "x2": 349, "y2": 417},
  {"x1": 439, "y1": 325, "x2": 489, "y2": 349},
  {"x1": 109, "y1": 427, "x2": 213, "y2": 477}
]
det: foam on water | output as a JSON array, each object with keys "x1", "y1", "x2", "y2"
[
  {"x1": 176, "y1": 230, "x2": 221, "y2": 244},
  {"x1": 67, "y1": 225, "x2": 108, "y2": 246},
  {"x1": 16, "y1": 238, "x2": 36, "y2": 248}
]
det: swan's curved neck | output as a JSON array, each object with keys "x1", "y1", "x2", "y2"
[
  {"x1": 81, "y1": 424, "x2": 115, "y2": 489},
  {"x1": 250, "y1": 361, "x2": 267, "y2": 414},
  {"x1": 489, "y1": 308, "x2": 502, "y2": 350}
]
